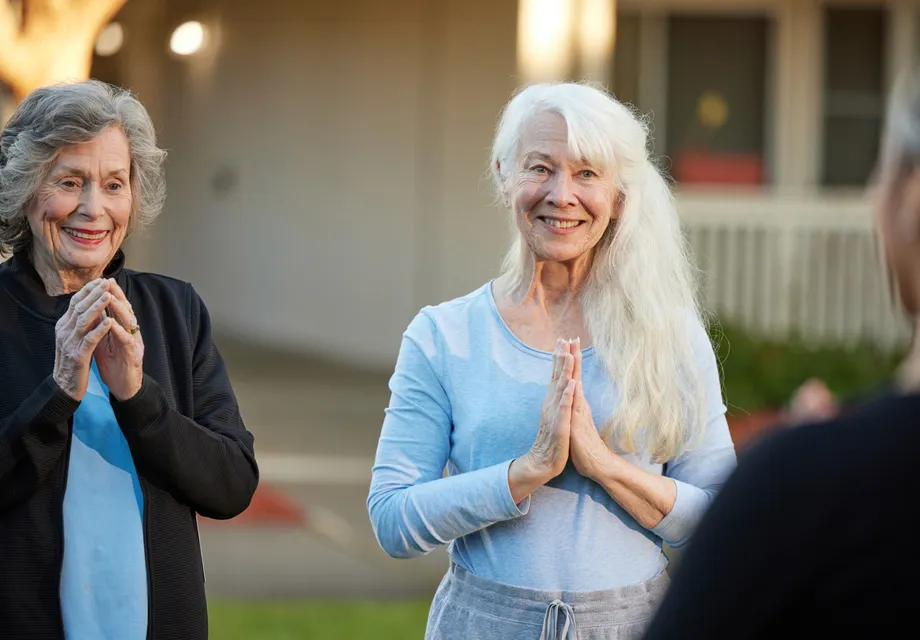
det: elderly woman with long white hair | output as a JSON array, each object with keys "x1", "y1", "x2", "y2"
[
  {"x1": 0, "y1": 80, "x2": 258, "y2": 640},
  {"x1": 367, "y1": 82, "x2": 736, "y2": 639}
]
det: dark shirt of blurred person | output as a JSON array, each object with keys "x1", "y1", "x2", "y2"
[{"x1": 642, "y1": 68, "x2": 920, "y2": 639}]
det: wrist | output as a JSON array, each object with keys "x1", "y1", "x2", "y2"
[
  {"x1": 590, "y1": 447, "x2": 622, "y2": 485},
  {"x1": 111, "y1": 377, "x2": 143, "y2": 402},
  {"x1": 508, "y1": 454, "x2": 550, "y2": 503},
  {"x1": 52, "y1": 371, "x2": 81, "y2": 401}
]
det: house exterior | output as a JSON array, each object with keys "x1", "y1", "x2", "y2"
[{"x1": 2, "y1": 0, "x2": 916, "y2": 367}]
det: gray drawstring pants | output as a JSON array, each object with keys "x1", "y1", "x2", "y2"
[{"x1": 424, "y1": 563, "x2": 670, "y2": 640}]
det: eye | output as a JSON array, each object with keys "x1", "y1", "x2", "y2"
[
  {"x1": 532, "y1": 165, "x2": 549, "y2": 174},
  {"x1": 60, "y1": 179, "x2": 81, "y2": 189},
  {"x1": 106, "y1": 182, "x2": 124, "y2": 192},
  {"x1": 579, "y1": 169, "x2": 597, "y2": 179}
]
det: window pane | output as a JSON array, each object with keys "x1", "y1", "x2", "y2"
[
  {"x1": 822, "y1": 7, "x2": 885, "y2": 187},
  {"x1": 612, "y1": 14, "x2": 641, "y2": 108},
  {"x1": 665, "y1": 16, "x2": 769, "y2": 186}
]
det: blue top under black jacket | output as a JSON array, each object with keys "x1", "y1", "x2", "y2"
[{"x1": 0, "y1": 249, "x2": 259, "y2": 640}]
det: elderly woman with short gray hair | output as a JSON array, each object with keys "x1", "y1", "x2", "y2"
[{"x1": 0, "y1": 80, "x2": 258, "y2": 640}]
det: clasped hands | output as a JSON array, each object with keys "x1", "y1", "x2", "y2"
[
  {"x1": 52, "y1": 278, "x2": 145, "y2": 402},
  {"x1": 511, "y1": 339, "x2": 614, "y2": 501}
]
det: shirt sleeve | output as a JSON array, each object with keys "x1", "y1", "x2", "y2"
[
  {"x1": 110, "y1": 285, "x2": 259, "y2": 520},
  {"x1": 650, "y1": 320, "x2": 737, "y2": 547},
  {"x1": 366, "y1": 311, "x2": 528, "y2": 559}
]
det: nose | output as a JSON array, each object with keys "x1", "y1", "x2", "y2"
[
  {"x1": 77, "y1": 183, "x2": 106, "y2": 220},
  {"x1": 546, "y1": 172, "x2": 578, "y2": 208}
]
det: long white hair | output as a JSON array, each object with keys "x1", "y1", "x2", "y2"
[{"x1": 491, "y1": 82, "x2": 711, "y2": 462}]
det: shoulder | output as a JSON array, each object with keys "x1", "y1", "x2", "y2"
[
  {"x1": 734, "y1": 392, "x2": 919, "y2": 501},
  {"x1": 123, "y1": 270, "x2": 212, "y2": 340},
  {"x1": 404, "y1": 282, "x2": 493, "y2": 349},
  {"x1": 123, "y1": 269, "x2": 204, "y2": 308}
]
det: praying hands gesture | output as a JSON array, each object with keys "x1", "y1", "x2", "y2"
[
  {"x1": 509, "y1": 338, "x2": 678, "y2": 530},
  {"x1": 94, "y1": 279, "x2": 144, "y2": 401},
  {"x1": 52, "y1": 278, "x2": 144, "y2": 402}
]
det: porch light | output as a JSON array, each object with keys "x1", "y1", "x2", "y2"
[
  {"x1": 95, "y1": 22, "x2": 124, "y2": 57},
  {"x1": 170, "y1": 21, "x2": 206, "y2": 56},
  {"x1": 518, "y1": 0, "x2": 575, "y2": 83}
]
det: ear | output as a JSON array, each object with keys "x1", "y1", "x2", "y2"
[
  {"x1": 610, "y1": 189, "x2": 625, "y2": 221},
  {"x1": 496, "y1": 160, "x2": 511, "y2": 208}
]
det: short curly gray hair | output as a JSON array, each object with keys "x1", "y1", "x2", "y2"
[{"x1": 0, "y1": 80, "x2": 167, "y2": 255}]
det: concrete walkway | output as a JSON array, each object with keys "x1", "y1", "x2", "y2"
[{"x1": 201, "y1": 336, "x2": 446, "y2": 599}]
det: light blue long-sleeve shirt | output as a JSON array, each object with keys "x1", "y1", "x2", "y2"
[{"x1": 367, "y1": 282, "x2": 736, "y2": 591}]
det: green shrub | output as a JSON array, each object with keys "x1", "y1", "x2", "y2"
[{"x1": 709, "y1": 323, "x2": 905, "y2": 414}]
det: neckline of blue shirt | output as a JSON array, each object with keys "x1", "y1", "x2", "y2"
[{"x1": 484, "y1": 280, "x2": 597, "y2": 361}]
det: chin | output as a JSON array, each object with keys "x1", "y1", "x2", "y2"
[
  {"x1": 531, "y1": 238, "x2": 594, "y2": 264},
  {"x1": 60, "y1": 248, "x2": 112, "y2": 271}
]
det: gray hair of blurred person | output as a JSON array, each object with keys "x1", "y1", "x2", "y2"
[{"x1": 0, "y1": 80, "x2": 166, "y2": 256}]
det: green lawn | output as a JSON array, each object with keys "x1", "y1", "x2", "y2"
[{"x1": 209, "y1": 600, "x2": 430, "y2": 640}]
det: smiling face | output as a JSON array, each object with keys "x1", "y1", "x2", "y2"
[
  {"x1": 27, "y1": 125, "x2": 133, "y2": 284},
  {"x1": 506, "y1": 111, "x2": 618, "y2": 265}
]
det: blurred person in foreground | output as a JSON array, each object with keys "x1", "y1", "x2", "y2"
[
  {"x1": 642, "y1": 71, "x2": 920, "y2": 639},
  {"x1": 0, "y1": 81, "x2": 258, "y2": 640},
  {"x1": 367, "y1": 82, "x2": 736, "y2": 640}
]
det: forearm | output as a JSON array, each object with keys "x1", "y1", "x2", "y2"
[
  {"x1": 111, "y1": 375, "x2": 258, "y2": 519},
  {"x1": 593, "y1": 451, "x2": 677, "y2": 530},
  {"x1": 368, "y1": 458, "x2": 528, "y2": 558},
  {"x1": 0, "y1": 376, "x2": 79, "y2": 508}
]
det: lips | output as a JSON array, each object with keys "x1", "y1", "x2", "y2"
[{"x1": 62, "y1": 228, "x2": 109, "y2": 245}]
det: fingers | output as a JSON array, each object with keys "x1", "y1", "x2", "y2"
[
  {"x1": 107, "y1": 295, "x2": 137, "y2": 333},
  {"x1": 81, "y1": 315, "x2": 113, "y2": 351},
  {"x1": 107, "y1": 279, "x2": 131, "y2": 308},
  {"x1": 74, "y1": 290, "x2": 112, "y2": 334},
  {"x1": 571, "y1": 338, "x2": 582, "y2": 382},
  {"x1": 108, "y1": 319, "x2": 140, "y2": 346},
  {"x1": 560, "y1": 379, "x2": 576, "y2": 408},
  {"x1": 561, "y1": 350, "x2": 574, "y2": 382},
  {"x1": 574, "y1": 380, "x2": 590, "y2": 414},
  {"x1": 72, "y1": 280, "x2": 110, "y2": 317},
  {"x1": 68, "y1": 278, "x2": 106, "y2": 312},
  {"x1": 551, "y1": 339, "x2": 563, "y2": 382}
]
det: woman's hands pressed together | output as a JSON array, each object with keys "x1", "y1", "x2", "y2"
[
  {"x1": 508, "y1": 338, "x2": 611, "y2": 502},
  {"x1": 53, "y1": 278, "x2": 144, "y2": 402},
  {"x1": 568, "y1": 341, "x2": 613, "y2": 482},
  {"x1": 94, "y1": 279, "x2": 144, "y2": 401},
  {"x1": 53, "y1": 278, "x2": 115, "y2": 401}
]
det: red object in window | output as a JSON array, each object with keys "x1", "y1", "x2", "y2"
[{"x1": 673, "y1": 149, "x2": 764, "y2": 185}]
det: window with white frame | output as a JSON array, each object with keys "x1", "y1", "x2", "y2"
[
  {"x1": 665, "y1": 16, "x2": 769, "y2": 187},
  {"x1": 821, "y1": 5, "x2": 886, "y2": 188}
]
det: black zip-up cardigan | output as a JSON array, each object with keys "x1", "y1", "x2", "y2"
[{"x1": 0, "y1": 250, "x2": 259, "y2": 639}]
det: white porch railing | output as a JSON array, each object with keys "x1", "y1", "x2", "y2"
[{"x1": 678, "y1": 190, "x2": 912, "y2": 350}]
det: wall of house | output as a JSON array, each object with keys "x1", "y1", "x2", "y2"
[{"x1": 120, "y1": 0, "x2": 519, "y2": 368}]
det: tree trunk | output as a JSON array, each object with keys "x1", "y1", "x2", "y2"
[
  {"x1": 9, "y1": 38, "x2": 95, "y2": 102},
  {"x1": 0, "y1": 0, "x2": 128, "y2": 104}
]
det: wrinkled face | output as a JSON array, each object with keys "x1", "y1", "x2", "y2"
[
  {"x1": 27, "y1": 125, "x2": 132, "y2": 274},
  {"x1": 873, "y1": 151, "x2": 920, "y2": 316},
  {"x1": 504, "y1": 111, "x2": 618, "y2": 264}
]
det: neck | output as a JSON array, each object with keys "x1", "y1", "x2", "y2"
[
  {"x1": 30, "y1": 249, "x2": 104, "y2": 296},
  {"x1": 504, "y1": 251, "x2": 594, "y2": 309},
  {"x1": 897, "y1": 319, "x2": 920, "y2": 392}
]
